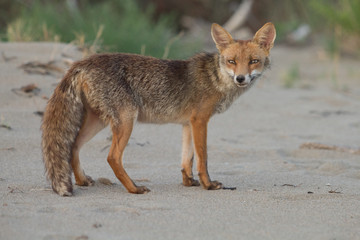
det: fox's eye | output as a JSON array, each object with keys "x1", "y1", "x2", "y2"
[
  {"x1": 228, "y1": 60, "x2": 236, "y2": 65},
  {"x1": 250, "y1": 59, "x2": 260, "y2": 64}
]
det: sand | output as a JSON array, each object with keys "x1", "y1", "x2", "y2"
[{"x1": 0, "y1": 42, "x2": 359, "y2": 240}]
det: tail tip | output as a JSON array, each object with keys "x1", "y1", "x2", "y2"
[
  {"x1": 58, "y1": 189, "x2": 73, "y2": 197},
  {"x1": 52, "y1": 181, "x2": 73, "y2": 197}
]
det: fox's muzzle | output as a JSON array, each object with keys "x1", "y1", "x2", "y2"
[{"x1": 235, "y1": 75, "x2": 245, "y2": 84}]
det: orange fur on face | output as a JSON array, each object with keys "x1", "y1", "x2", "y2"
[
  {"x1": 212, "y1": 22, "x2": 275, "y2": 87},
  {"x1": 220, "y1": 40, "x2": 270, "y2": 77}
]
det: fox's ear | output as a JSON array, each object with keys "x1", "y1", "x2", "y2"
[
  {"x1": 253, "y1": 22, "x2": 276, "y2": 52},
  {"x1": 211, "y1": 23, "x2": 234, "y2": 51}
]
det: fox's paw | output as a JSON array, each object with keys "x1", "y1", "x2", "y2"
[
  {"x1": 75, "y1": 175, "x2": 95, "y2": 186},
  {"x1": 181, "y1": 169, "x2": 200, "y2": 187},
  {"x1": 183, "y1": 178, "x2": 200, "y2": 187},
  {"x1": 130, "y1": 185, "x2": 150, "y2": 194},
  {"x1": 202, "y1": 180, "x2": 223, "y2": 190}
]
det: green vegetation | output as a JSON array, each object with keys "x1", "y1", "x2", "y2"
[
  {"x1": 2, "y1": 0, "x2": 360, "y2": 58},
  {"x1": 2, "y1": 0, "x2": 201, "y2": 59},
  {"x1": 282, "y1": 63, "x2": 300, "y2": 88},
  {"x1": 268, "y1": 0, "x2": 360, "y2": 57},
  {"x1": 309, "y1": 0, "x2": 360, "y2": 34},
  {"x1": 309, "y1": 0, "x2": 360, "y2": 57}
]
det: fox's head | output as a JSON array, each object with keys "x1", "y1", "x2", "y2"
[{"x1": 211, "y1": 22, "x2": 276, "y2": 88}]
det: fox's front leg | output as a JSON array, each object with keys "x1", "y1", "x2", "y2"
[
  {"x1": 181, "y1": 124, "x2": 200, "y2": 187},
  {"x1": 190, "y1": 117, "x2": 223, "y2": 190}
]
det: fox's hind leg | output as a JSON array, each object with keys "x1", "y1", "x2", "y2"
[
  {"x1": 72, "y1": 107, "x2": 105, "y2": 186},
  {"x1": 181, "y1": 124, "x2": 200, "y2": 186},
  {"x1": 107, "y1": 111, "x2": 150, "y2": 194}
]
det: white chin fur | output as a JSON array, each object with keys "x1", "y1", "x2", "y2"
[{"x1": 235, "y1": 84, "x2": 248, "y2": 88}]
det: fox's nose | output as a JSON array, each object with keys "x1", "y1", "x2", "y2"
[{"x1": 236, "y1": 75, "x2": 245, "y2": 83}]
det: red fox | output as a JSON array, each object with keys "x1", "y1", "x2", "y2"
[{"x1": 42, "y1": 23, "x2": 276, "y2": 196}]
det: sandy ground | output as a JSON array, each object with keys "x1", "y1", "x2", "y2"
[{"x1": 0, "y1": 42, "x2": 360, "y2": 240}]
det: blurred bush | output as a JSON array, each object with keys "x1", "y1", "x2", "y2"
[
  {"x1": 2, "y1": 0, "x2": 201, "y2": 59},
  {"x1": 1, "y1": 0, "x2": 360, "y2": 58},
  {"x1": 0, "y1": 0, "x2": 21, "y2": 32},
  {"x1": 308, "y1": 0, "x2": 360, "y2": 57},
  {"x1": 250, "y1": 0, "x2": 360, "y2": 56}
]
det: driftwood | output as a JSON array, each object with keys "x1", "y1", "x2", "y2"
[
  {"x1": 97, "y1": 178, "x2": 113, "y2": 186},
  {"x1": 12, "y1": 83, "x2": 41, "y2": 97},
  {"x1": 0, "y1": 124, "x2": 12, "y2": 130},
  {"x1": 300, "y1": 142, "x2": 360, "y2": 155},
  {"x1": 19, "y1": 60, "x2": 64, "y2": 75},
  {"x1": 1, "y1": 52, "x2": 17, "y2": 62}
]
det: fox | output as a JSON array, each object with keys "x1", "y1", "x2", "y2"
[{"x1": 41, "y1": 22, "x2": 276, "y2": 196}]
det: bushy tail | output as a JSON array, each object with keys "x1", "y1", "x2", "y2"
[{"x1": 41, "y1": 70, "x2": 84, "y2": 196}]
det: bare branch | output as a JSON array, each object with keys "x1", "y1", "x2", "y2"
[{"x1": 223, "y1": 0, "x2": 254, "y2": 32}]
